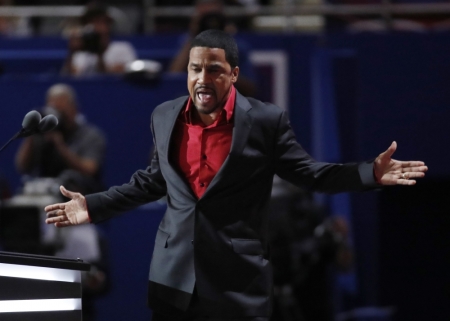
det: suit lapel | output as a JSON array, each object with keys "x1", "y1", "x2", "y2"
[
  {"x1": 162, "y1": 96, "x2": 186, "y2": 161},
  {"x1": 201, "y1": 92, "x2": 253, "y2": 199},
  {"x1": 229, "y1": 93, "x2": 253, "y2": 157},
  {"x1": 160, "y1": 96, "x2": 198, "y2": 201}
]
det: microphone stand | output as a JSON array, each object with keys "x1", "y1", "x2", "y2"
[{"x1": 0, "y1": 128, "x2": 36, "y2": 153}]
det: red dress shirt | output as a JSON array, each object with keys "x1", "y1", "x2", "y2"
[{"x1": 171, "y1": 86, "x2": 236, "y2": 199}]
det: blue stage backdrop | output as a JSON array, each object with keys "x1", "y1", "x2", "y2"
[{"x1": 0, "y1": 32, "x2": 450, "y2": 321}]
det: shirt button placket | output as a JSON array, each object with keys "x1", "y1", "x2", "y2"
[{"x1": 199, "y1": 129, "x2": 206, "y2": 191}]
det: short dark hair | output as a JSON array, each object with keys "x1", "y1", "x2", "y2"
[
  {"x1": 191, "y1": 29, "x2": 239, "y2": 68},
  {"x1": 80, "y1": 3, "x2": 112, "y2": 25}
]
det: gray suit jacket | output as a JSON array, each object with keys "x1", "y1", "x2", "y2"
[{"x1": 86, "y1": 92, "x2": 377, "y2": 317}]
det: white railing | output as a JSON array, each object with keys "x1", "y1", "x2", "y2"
[
  {"x1": 1, "y1": 4, "x2": 450, "y2": 33},
  {"x1": 145, "y1": 3, "x2": 450, "y2": 32},
  {"x1": 0, "y1": 6, "x2": 130, "y2": 28},
  {"x1": 147, "y1": 3, "x2": 450, "y2": 17}
]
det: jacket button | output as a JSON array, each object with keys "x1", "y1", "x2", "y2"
[
  {"x1": 199, "y1": 183, "x2": 205, "y2": 187},
  {"x1": 191, "y1": 240, "x2": 194, "y2": 245}
]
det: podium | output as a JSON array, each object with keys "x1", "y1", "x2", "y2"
[{"x1": 0, "y1": 251, "x2": 90, "y2": 321}]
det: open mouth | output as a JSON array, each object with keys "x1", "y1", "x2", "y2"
[{"x1": 196, "y1": 88, "x2": 215, "y2": 104}]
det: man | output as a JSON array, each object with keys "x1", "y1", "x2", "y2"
[
  {"x1": 15, "y1": 83, "x2": 106, "y2": 195},
  {"x1": 62, "y1": 3, "x2": 137, "y2": 76},
  {"x1": 45, "y1": 30, "x2": 427, "y2": 321},
  {"x1": 15, "y1": 83, "x2": 108, "y2": 321}
]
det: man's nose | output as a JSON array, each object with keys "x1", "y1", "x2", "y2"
[{"x1": 197, "y1": 70, "x2": 209, "y2": 84}]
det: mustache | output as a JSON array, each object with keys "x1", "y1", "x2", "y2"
[{"x1": 195, "y1": 86, "x2": 215, "y2": 92}]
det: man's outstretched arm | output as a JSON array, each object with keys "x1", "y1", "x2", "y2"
[
  {"x1": 44, "y1": 159, "x2": 168, "y2": 227},
  {"x1": 274, "y1": 110, "x2": 427, "y2": 192}
]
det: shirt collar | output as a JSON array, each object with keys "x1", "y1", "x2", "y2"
[{"x1": 184, "y1": 85, "x2": 236, "y2": 125}]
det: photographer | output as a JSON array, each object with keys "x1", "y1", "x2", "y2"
[
  {"x1": 169, "y1": 0, "x2": 257, "y2": 96},
  {"x1": 62, "y1": 3, "x2": 136, "y2": 76},
  {"x1": 15, "y1": 83, "x2": 106, "y2": 195}
]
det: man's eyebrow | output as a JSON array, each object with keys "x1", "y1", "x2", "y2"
[
  {"x1": 189, "y1": 62, "x2": 224, "y2": 68},
  {"x1": 208, "y1": 63, "x2": 223, "y2": 69}
]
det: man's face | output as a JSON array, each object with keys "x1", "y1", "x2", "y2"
[
  {"x1": 196, "y1": 1, "x2": 223, "y2": 16},
  {"x1": 47, "y1": 94, "x2": 76, "y2": 125},
  {"x1": 90, "y1": 16, "x2": 111, "y2": 36},
  {"x1": 187, "y1": 46, "x2": 238, "y2": 115}
]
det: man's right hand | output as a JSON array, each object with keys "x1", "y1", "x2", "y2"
[{"x1": 45, "y1": 186, "x2": 90, "y2": 227}]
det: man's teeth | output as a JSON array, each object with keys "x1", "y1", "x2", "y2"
[{"x1": 198, "y1": 93, "x2": 212, "y2": 99}]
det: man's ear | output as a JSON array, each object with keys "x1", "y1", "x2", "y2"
[{"x1": 231, "y1": 66, "x2": 239, "y2": 83}]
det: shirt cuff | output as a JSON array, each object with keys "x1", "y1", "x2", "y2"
[
  {"x1": 358, "y1": 161, "x2": 380, "y2": 189},
  {"x1": 373, "y1": 166, "x2": 382, "y2": 185},
  {"x1": 87, "y1": 208, "x2": 93, "y2": 223}
]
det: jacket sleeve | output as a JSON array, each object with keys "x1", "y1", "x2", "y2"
[
  {"x1": 85, "y1": 114, "x2": 167, "y2": 223},
  {"x1": 274, "y1": 110, "x2": 378, "y2": 193}
]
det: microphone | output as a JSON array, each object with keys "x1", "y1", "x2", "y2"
[
  {"x1": 38, "y1": 114, "x2": 59, "y2": 133},
  {"x1": 16, "y1": 110, "x2": 42, "y2": 139},
  {"x1": 0, "y1": 110, "x2": 59, "y2": 152},
  {"x1": 22, "y1": 110, "x2": 41, "y2": 130}
]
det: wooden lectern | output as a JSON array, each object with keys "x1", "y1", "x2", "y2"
[{"x1": 0, "y1": 251, "x2": 90, "y2": 321}]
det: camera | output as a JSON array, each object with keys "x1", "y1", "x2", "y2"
[
  {"x1": 198, "y1": 12, "x2": 227, "y2": 34},
  {"x1": 81, "y1": 25, "x2": 102, "y2": 53}
]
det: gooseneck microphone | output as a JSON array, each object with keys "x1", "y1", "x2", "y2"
[
  {"x1": 23, "y1": 110, "x2": 42, "y2": 128},
  {"x1": 0, "y1": 110, "x2": 59, "y2": 152},
  {"x1": 37, "y1": 114, "x2": 59, "y2": 134},
  {"x1": 16, "y1": 110, "x2": 42, "y2": 139}
]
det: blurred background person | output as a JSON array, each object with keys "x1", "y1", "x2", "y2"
[
  {"x1": 62, "y1": 2, "x2": 137, "y2": 76},
  {"x1": 154, "y1": 0, "x2": 253, "y2": 33},
  {"x1": 269, "y1": 176, "x2": 353, "y2": 321},
  {"x1": 12, "y1": 83, "x2": 109, "y2": 321},
  {"x1": 15, "y1": 83, "x2": 106, "y2": 195},
  {"x1": 0, "y1": 0, "x2": 31, "y2": 37},
  {"x1": 169, "y1": 0, "x2": 257, "y2": 96}
]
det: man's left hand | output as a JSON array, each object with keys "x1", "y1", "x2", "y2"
[{"x1": 374, "y1": 141, "x2": 428, "y2": 186}]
